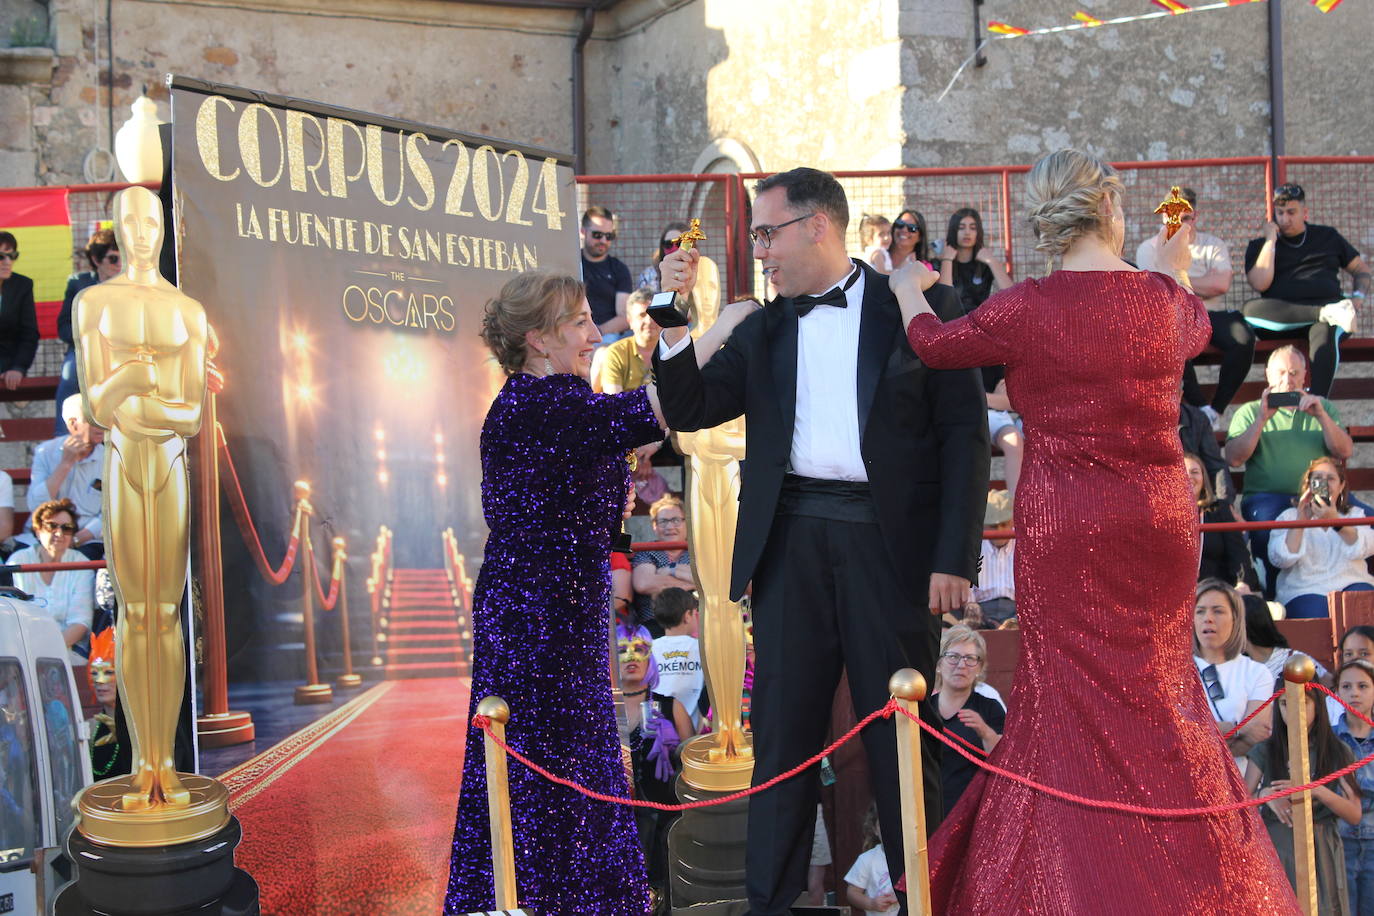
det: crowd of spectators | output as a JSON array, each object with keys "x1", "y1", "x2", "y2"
[{"x1": 587, "y1": 180, "x2": 1374, "y2": 906}]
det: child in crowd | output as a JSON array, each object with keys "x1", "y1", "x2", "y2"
[
  {"x1": 652, "y1": 587, "x2": 704, "y2": 729},
  {"x1": 1250, "y1": 677, "x2": 1361, "y2": 914},
  {"x1": 620, "y1": 623, "x2": 693, "y2": 901},
  {"x1": 859, "y1": 214, "x2": 893, "y2": 274},
  {"x1": 844, "y1": 804, "x2": 898, "y2": 916},
  {"x1": 1335, "y1": 659, "x2": 1374, "y2": 914}
]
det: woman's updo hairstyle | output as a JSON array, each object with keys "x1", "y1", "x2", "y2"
[
  {"x1": 480, "y1": 273, "x2": 585, "y2": 375},
  {"x1": 1025, "y1": 148, "x2": 1124, "y2": 258}
]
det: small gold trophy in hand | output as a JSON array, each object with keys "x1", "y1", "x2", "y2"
[
  {"x1": 1155, "y1": 186, "x2": 1194, "y2": 241},
  {"x1": 648, "y1": 218, "x2": 706, "y2": 328}
]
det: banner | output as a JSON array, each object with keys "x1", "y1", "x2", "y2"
[
  {"x1": 0, "y1": 188, "x2": 71, "y2": 338},
  {"x1": 170, "y1": 77, "x2": 577, "y2": 702}
]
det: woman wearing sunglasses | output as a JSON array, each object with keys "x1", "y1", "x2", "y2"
[
  {"x1": 0, "y1": 230, "x2": 39, "y2": 393},
  {"x1": 886, "y1": 209, "x2": 930, "y2": 270},
  {"x1": 54, "y1": 228, "x2": 121, "y2": 434},
  {"x1": 11, "y1": 498, "x2": 96, "y2": 668}
]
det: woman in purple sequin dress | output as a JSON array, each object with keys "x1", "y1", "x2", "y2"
[{"x1": 446, "y1": 273, "x2": 755, "y2": 915}]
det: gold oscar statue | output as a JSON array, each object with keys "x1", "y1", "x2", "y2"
[
  {"x1": 72, "y1": 178, "x2": 226, "y2": 846},
  {"x1": 676, "y1": 253, "x2": 754, "y2": 793}
]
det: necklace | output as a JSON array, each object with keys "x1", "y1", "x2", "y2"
[
  {"x1": 622, "y1": 686, "x2": 648, "y2": 698},
  {"x1": 91, "y1": 722, "x2": 120, "y2": 777},
  {"x1": 1280, "y1": 227, "x2": 1309, "y2": 248}
]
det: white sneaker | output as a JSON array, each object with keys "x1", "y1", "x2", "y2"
[
  {"x1": 1201, "y1": 405, "x2": 1222, "y2": 430},
  {"x1": 1320, "y1": 298, "x2": 1357, "y2": 336}
]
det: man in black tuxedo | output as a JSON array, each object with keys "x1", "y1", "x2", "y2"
[
  {"x1": 0, "y1": 232, "x2": 39, "y2": 391},
  {"x1": 653, "y1": 168, "x2": 988, "y2": 915}
]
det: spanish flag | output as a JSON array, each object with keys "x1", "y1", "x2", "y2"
[
  {"x1": 1151, "y1": 0, "x2": 1191, "y2": 12},
  {"x1": 988, "y1": 20, "x2": 1030, "y2": 35},
  {"x1": 1073, "y1": 11, "x2": 1105, "y2": 25},
  {"x1": 1311, "y1": 0, "x2": 1344, "y2": 11},
  {"x1": 0, "y1": 188, "x2": 71, "y2": 338}
]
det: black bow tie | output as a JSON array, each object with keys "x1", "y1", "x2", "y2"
[{"x1": 793, "y1": 268, "x2": 860, "y2": 317}]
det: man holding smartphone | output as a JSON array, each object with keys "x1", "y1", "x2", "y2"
[{"x1": 1224, "y1": 344, "x2": 1355, "y2": 598}]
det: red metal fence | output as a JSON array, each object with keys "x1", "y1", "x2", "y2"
[{"x1": 18, "y1": 157, "x2": 1374, "y2": 355}]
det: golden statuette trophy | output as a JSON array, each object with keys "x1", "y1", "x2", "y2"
[
  {"x1": 647, "y1": 218, "x2": 707, "y2": 329},
  {"x1": 670, "y1": 226, "x2": 755, "y2": 791},
  {"x1": 1154, "y1": 186, "x2": 1194, "y2": 241},
  {"x1": 72, "y1": 105, "x2": 225, "y2": 848}
]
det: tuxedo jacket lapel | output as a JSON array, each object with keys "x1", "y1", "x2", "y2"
[
  {"x1": 856, "y1": 261, "x2": 897, "y2": 438},
  {"x1": 769, "y1": 301, "x2": 798, "y2": 437}
]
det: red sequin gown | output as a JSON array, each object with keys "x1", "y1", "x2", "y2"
[{"x1": 907, "y1": 271, "x2": 1300, "y2": 915}]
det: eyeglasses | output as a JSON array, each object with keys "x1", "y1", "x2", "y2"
[
  {"x1": 749, "y1": 213, "x2": 814, "y2": 250},
  {"x1": 940, "y1": 652, "x2": 982, "y2": 668},
  {"x1": 0, "y1": 251, "x2": 18, "y2": 262},
  {"x1": 101, "y1": 253, "x2": 120, "y2": 264},
  {"x1": 41, "y1": 522, "x2": 76, "y2": 535},
  {"x1": 654, "y1": 515, "x2": 685, "y2": 526},
  {"x1": 588, "y1": 230, "x2": 617, "y2": 241},
  {"x1": 892, "y1": 220, "x2": 920, "y2": 233},
  {"x1": 1274, "y1": 184, "x2": 1306, "y2": 202}
]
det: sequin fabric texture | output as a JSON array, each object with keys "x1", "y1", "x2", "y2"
[
  {"x1": 908, "y1": 271, "x2": 1301, "y2": 915},
  {"x1": 445, "y1": 373, "x2": 662, "y2": 916}
]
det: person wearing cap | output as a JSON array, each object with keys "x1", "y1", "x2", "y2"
[
  {"x1": 1241, "y1": 184, "x2": 1372, "y2": 398},
  {"x1": 972, "y1": 489, "x2": 1015, "y2": 626}
]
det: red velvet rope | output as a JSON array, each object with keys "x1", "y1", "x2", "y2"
[
  {"x1": 471, "y1": 700, "x2": 898, "y2": 812},
  {"x1": 1220, "y1": 687, "x2": 1284, "y2": 742},
  {"x1": 217, "y1": 424, "x2": 300, "y2": 586},
  {"x1": 472, "y1": 681, "x2": 1374, "y2": 818}
]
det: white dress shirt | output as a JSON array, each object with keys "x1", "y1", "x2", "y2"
[
  {"x1": 974, "y1": 539, "x2": 1015, "y2": 602},
  {"x1": 658, "y1": 264, "x2": 868, "y2": 481}
]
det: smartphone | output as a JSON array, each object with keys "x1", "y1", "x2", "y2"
[
  {"x1": 648, "y1": 290, "x2": 689, "y2": 328},
  {"x1": 1311, "y1": 476, "x2": 1331, "y2": 505},
  {"x1": 1267, "y1": 390, "x2": 1303, "y2": 409}
]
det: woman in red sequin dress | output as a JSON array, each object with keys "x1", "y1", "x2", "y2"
[{"x1": 895, "y1": 150, "x2": 1300, "y2": 914}]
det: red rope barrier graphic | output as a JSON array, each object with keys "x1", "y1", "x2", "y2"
[
  {"x1": 217, "y1": 424, "x2": 300, "y2": 586},
  {"x1": 311, "y1": 542, "x2": 341, "y2": 611}
]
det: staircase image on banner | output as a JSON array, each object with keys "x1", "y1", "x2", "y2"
[{"x1": 373, "y1": 528, "x2": 474, "y2": 679}]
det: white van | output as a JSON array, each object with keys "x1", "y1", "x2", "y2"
[{"x1": 0, "y1": 590, "x2": 92, "y2": 916}]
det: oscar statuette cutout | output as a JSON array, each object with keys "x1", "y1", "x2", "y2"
[
  {"x1": 651, "y1": 220, "x2": 756, "y2": 911},
  {"x1": 54, "y1": 94, "x2": 259, "y2": 916}
]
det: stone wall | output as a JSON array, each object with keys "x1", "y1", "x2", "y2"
[
  {"x1": 1, "y1": 0, "x2": 580, "y2": 187},
  {"x1": 2, "y1": 0, "x2": 1370, "y2": 189}
]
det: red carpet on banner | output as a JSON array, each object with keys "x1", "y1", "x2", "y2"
[{"x1": 221, "y1": 678, "x2": 470, "y2": 915}]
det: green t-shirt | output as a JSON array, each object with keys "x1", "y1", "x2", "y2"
[
  {"x1": 1227, "y1": 398, "x2": 1342, "y2": 495},
  {"x1": 599, "y1": 336, "x2": 648, "y2": 392}
]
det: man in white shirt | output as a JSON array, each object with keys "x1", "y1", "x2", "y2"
[
  {"x1": 28, "y1": 394, "x2": 104, "y2": 557},
  {"x1": 1136, "y1": 186, "x2": 1253, "y2": 424},
  {"x1": 973, "y1": 489, "x2": 1015, "y2": 625},
  {"x1": 653, "y1": 167, "x2": 988, "y2": 915}
]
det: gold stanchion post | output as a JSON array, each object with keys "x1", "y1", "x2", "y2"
[
  {"x1": 1284, "y1": 655, "x2": 1317, "y2": 916},
  {"x1": 294, "y1": 481, "x2": 332, "y2": 704},
  {"x1": 890, "y1": 668, "x2": 932, "y2": 916},
  {"x1": 194, "y1": 330, "x2": 255, "y2": 747},
  {"x1": 333, "y1": 536, "x2": 362, "y2": 688},
  {"x1": 477, "y1": 696, "x2": 518, "y2": 909}
]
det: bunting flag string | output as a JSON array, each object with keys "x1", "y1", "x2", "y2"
[
  {"x1": 942, "y1": 0, "x2": 1346, "y2": 102},
  {"x1": 985, "y1": 0, "x2": 1266, "y2": 43}
]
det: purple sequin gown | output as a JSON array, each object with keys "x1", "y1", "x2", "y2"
[{"x1": 446, "y1": 373, "x2": 661, "y2": 915}]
